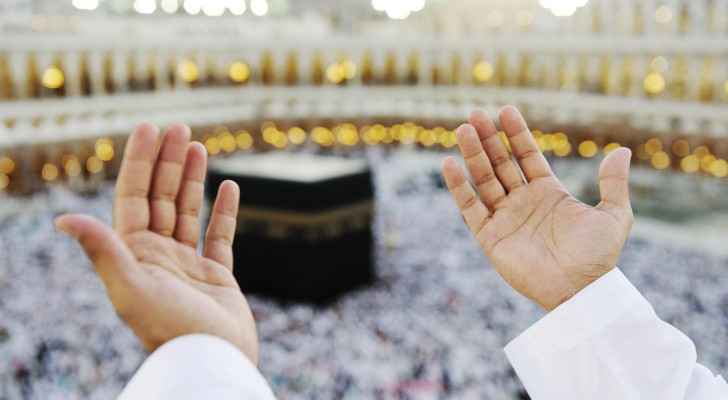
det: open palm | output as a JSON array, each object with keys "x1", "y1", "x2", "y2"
[
  {"x1": 56, "y1": 123, "x2": 257, "y2": 363},
  {"x1": 443, "y1": 107, "x2": 633, "y2": 311}
]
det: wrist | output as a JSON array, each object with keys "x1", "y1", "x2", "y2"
[{"x1": 539, "y1": 264, "x2": 616, "y2": 311}]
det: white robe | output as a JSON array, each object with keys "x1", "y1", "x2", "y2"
[{"x1": 118, "y1": 269, "x2": 727, "y2": 399}]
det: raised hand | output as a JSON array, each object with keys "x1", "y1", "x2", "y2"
[
  {"x1": 442, "y1": 106, "x2": 634, "y2": 311},
  {"x1": 55, "y1": 123, "x2": 258, "y2": 363}
]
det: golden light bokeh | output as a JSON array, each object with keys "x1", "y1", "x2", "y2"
[
  {"x1": 553, "y1": 132, "x2": 568, "y2": 144},
  {"x1": 700, "y1": 154, "x2": 717, "y2": 172},
  {"x1": 271, "y1": 133, "x2": 288, "y2": 148},
  {"x1": 603, "y1": 142, "x2": 621, "y2": 154},
  {"x1": 418, "y1": 129, "x2": 436, "y2": 147},
  {"x1": 670, "y1": 139, "x2": 690, "y2": 157},
  {"x1": 0, "y1": 117, "x2": 723, "y2": 189},
  {"x1": 550, "y1": 132, "x2": 570, "y2": 156},
  {"x1": 381, "y1": 128, "x2": 394, "y2": 144},
  {"x1": 537, "y1": 134, "x2": 553, "y2": 152},
  {"x1": 324, "y1": 60, "x2": 357, "y2": 84},
  {"x1": 95, "y1": 138, "x2": 115, "y2": 161},
  {"x1": 341, "y1": 60, "x2": 357, "y2": 80},
  {"x1": 204, "y1": 137, "x2": 220, "y2": 155},
  {"x1": 263, "y1": 129, "x2": 286, "y2": 147},
  {"x1": 63, "y1": 156, "x2": 82, "y2": 177},
  {"x1": 389, "y1": 124, "x2": 402, "y2": 142},
  {"x1": 42, "y1": 66, "x2": 65, "y2": 89},
  {"x1": 86, "y1": 156, "x2": 104, "y2": 174},
  {"x1": 438, "y1": 129, "x2": 457, "y2": 148},
  {"x1": 693, "y1": 145, "x2": 711, "y2": 158},
  {"x1": 472, "y1": 61, "x2": 494, "y2": 83},
  {"x1": 335, "y1": 124, "x2": 359, "y2": 146},
  {"x1": 362, "y1": 126, "x2": 378, "y2": 145},
  {"x1": 650, "y1": 151, "x2": 671, "y2": 170},
  {"x1": 236, "y1": 131, "x2": 253, "y2": 149},
  {"x1": 287, "y1": 127, "x2": 307, "y2": 144},
  {"x1": 645, "y1": 137, "x2": 663, "y2": 155},
  {"x1": 368, "y1": 124, "x2": 387, "y2": 143},
  {"x1": 399, "y1": 123, "x2": 417, "y2": 145},
  {"x1": 709, "y1": 159, "x2": 728, "y2": 178},
  {"x1": 262, "y1": 126, "x2": 279, "y2": 143},
  {"x1": 228, "y1": 62, "x2": 251, "y2": 83},
  {"x1": 553, "y1": 141, "x2": 572, "y2": 157},
  {"x1": 643, "y1": 72, "x2": 666, "y2": 95},
  {"x1": 0, "y1": 157, "x2": 16, "y2": 174},
  {"x1": 326, "y1": 63, "x2": 345, "y2": 84},
  {"x1": 178, "y1": 59, "x2": 199, "y2": 83},
  {"x1": 680, "y1": 155, "x2": 700, "y2": 173},
  {"x1": 312, "y1": 127, "x2": 335, "y2": 146},
  {"x1": 578, "y1": 140, "x2": 598, "y2": 158},
  {"x1": 41, "y1": 163, "x2": 59, "y2": 181},
  {"x1": 219, "y1": 132, "x2": 237, "y2": 153}
]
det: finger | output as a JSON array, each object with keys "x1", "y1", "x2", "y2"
[
  {"x1": 498, "y1": 105, "x2": 553, "y2": 181},
  {"x1": 597, "y1": 147, "x2": 632, "y2": 210},
  {"x1": 204, "y1": 180, "x2": 240, "y2": 271},
  {"x1": 499, "y1": 106, "x2": 553, "y2": 182},
  {"x1": 149, "y1": 124, "x2": 191, "y2": 236},
  {"x1": 468, "y1": 110, "x2": 525, "y2": 192},
  {"x1": 442, "y1": 157, "x2": 491, "y2": 236},
  {"x1": 55, "y1": 214, "x2": 138, "y2": 286},
  {"x1": 114, "y1": 123, "x2": 160, "y2": 235},
  {"x1": 174, "y1": 142, "x2": 207, "y2": 248},
  {"x1": 456, "y1": 124, "x2": 507, "y2": 210}
]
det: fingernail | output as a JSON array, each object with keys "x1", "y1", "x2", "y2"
[
  {"x1": 54, "y1": 216, "x2": 66, "y2": 231},
  {"x1": 455, "y1": 124, "x2": 473, "y2": 138},
  {"x1": 54, "y1": 216, "x2": 74, "y2": 237},
  {"x1": 470, "y1": 109, "x2": 489, "y2": 120}
]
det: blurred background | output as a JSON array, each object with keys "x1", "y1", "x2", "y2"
[{"x1": 0, "y1": 0, "x2": 727, "y2": 399}]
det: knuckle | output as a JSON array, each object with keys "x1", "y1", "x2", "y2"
[
  {"x1": 474, "y1": 216, "x2": 489, "y2": 235},
  {"x1": 179, "y1": 237, "x2": 198, "y2": 248},
  {"x1": 151, "y1": 191, "x2": 177, "y2": 203},
  {"x1": 517, "y1": 148, "x2": 539, "y2": 161},
  {"x1": 474, "y1": 170, "x2": 497, "y2": 186},
  {"x1": 123, "y1": 187, "x2": 149, "y2": 199},
  {"x1": 178, "y1": 205, "x2": 201, "y2": 217},
  {"x1": 207, "y1": 234, "x2": 234, "y2": 248},
  {"x1": 461, "y1": 194, "x2": 478, "y2": 210},
  {"x1": 491, "y1": 194, "x2": 508, "y2": 208},
  {"x1": 491, "y1": 153, "x2": 511, "y2": 167},
  {"x1": 155, "y1": 228, "x2": 175, "y2": 236}
]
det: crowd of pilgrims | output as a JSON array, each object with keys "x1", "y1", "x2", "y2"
[{"x1": 0, "y1": 152, "x2": 726, "y2": 400}]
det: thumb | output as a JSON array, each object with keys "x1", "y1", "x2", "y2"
[
  {"x1": 55, "y1": 214, "x2": 138, "y2": 285},
  {"x1": 597, "y1": 147, "x2": 632, "y2": 211}
]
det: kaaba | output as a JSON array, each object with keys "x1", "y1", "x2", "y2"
[{"x1": 206, "y1": 152, "x2": 375, "y2": 303}]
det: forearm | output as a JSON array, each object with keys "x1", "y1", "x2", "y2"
[
  {"x1": 119, "y1": 334, "x2": 276, "y2": 400},
  {"x1": 504, "y1": 268, "x2": 727, "y2": 400}
]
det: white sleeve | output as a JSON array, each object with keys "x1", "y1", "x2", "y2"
[
  {"x1": 118, "y1": 334, "x2": 276, "y2": 400},
  {"x1": 504, "y1": 268, "x2": 728, "y2": 400}
]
